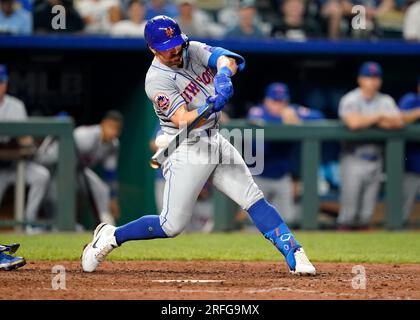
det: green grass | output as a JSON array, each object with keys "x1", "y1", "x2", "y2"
[{"x1": 1, "y1": 231, "x2": 419, "y2": 264}]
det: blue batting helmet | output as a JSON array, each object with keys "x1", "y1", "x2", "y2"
[{"x1": 144, "y1": 15, "x2": 188, "y2": 51}]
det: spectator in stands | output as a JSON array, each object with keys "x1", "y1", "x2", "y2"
[
  {"x1": 0, "y1": 0, "x2": 32, "y2": 35},
  {"x1": 175, "y1": 0, "x2": 224, "y2": 38},
  {"x1": 398, "y1": 75, "x2": 420, "y2": 226},
  {"x1": 224, "y1": 0, "x2": 265, "y2": 38},
  {"x1": 0, "y1": 64, "x2": 51, "y2": 234},
  {"x1": 33, "y1": 0, "x2": 85, "y2": 34},
  {"x1": 271, "y1": 0, "x2": 322, "y2": 40},
  {"x1": 111, "y1": 0, "x2": 146, "y2": 37},
  {"x1": 338, "y1": 61, "x2": 404, "y2": 230},
  {"x1": 144, "y1": 0, "x2": 178, "y2": 20},
  {"x1": 403, "y1": 0, "x2": 420, "y2": 41},
  {"x1": 76, "y1": 0, "x2": 121, "y2": 34},
  {"x1": 320, "y1": 0, "x2": 344, "y2": 39},
  {"x1": 247, "y1": 82, "x2": 325, "y2": 225}
]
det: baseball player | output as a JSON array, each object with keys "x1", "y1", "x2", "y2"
[
  {"x1": 0, "y1": 243, "x2": 26, "y2": 271},
  {"x1": 338, "y1": 61, "x2": 404, "y2": 230},
  {"x1": 0, "y1": 64, "x2": 51, "y2": 233},
  {"x1": 398, "y1": 75, "x2": 420, "y2": 225},
  {"x1": 81, "y1": 15, "x2": 316, "y2": 275},
  {"x1": 247, "y1": 82, "x2": 325, "y2": 225},
  {"x1": 36, "y1": 110, "x2": 123, "y2": 226}
]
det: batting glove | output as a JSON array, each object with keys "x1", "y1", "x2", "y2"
[{"x1": 214, "y1": 66, "x2": 233, "y2": 103}]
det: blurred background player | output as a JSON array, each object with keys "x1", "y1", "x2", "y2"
[
  {"x1": 0, "y1": 242, "x2": 25, "y2": 271},
  {"x1": 0, "y1": 64, "x2": 51, "y2": 234},
  {"x1": 36, "y1": 110, "x2": 123, "y2": 227},
  {"x1": 399, "y1": 75, "x2": 420, "y2": 226},
  {"x1": 247, "y1": 82, "x2": 325, "y2": 225},
  {"x1": 337, "y1": 61, "x2": 404, "y2": 230}
]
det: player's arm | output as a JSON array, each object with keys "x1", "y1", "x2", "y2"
[
  {"x1": 341, "y1": 112, "x2": 383, "y2": 130},
  {"x1": 216, "y1": 56, "x2": 238, "y2": 77},
  {"x1": 170, "y1": 104, "x2": 203, "y2": 128},
  {"x1": 170, "y1": 56, "x2": 240, "y2": 128},
  {"x1": 377, "y1": 98, "x2": 405, "y2": 129},
  {"x1": 377, "y1": 113, "x2": 404, "y2": 129},
  {"x1": 401, "y1": 108, "x2": 420, "y2": 124}
]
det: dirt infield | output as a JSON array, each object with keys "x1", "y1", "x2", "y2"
[{"x1": 1, "y1": 261, "x2": 419, "y2": 300}]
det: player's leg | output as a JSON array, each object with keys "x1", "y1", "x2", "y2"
[
  {"x1": 211, "y1": 134, "x2": 315, "y2": 274},
  {"x1": 358, "y1": 161, "x2": 382, "y2": 227},
  {"x1": 115, "y1": 139, "x2": 217, "y2": 243},
  {"x1": 402, "y1": 172, "x2": 420, "y2": 224},
  {"x1": 154, "y1": 175, "x2": 165, "y2": 214},
  {"x1": 0, "y1": 169, "x2": 13, "y2": 207},
  {"x1": 83, "y1": 168, "x2": 115, "y2": 225},
  {"x1": 253, "y1": 175, "x2": 296, "y2": 224},
  {"x1": 23, "y1": 162, "x2": 51, "y2": 227},
  {"x1": 81, "y1": 138, "x2": 216, "y2": 272},
  {"x1": 271, "y1": 174, "x2": 296, "y2": 225},
  {"x1": 337, "y1": 154, "x2": 364, "y2": 228}
]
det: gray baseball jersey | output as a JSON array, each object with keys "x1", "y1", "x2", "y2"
[
  {"x1": 37, "y1": 125, "x2": 119, "y2": 171},
  {"x1": 74, "y1": 125, "x2": 119, "y2": 171},
  {"x1": 339, "y1": 88, "x2": 400, "y2": 158},
  {"x1": 145, "y1": 41, "x2": 263, "y2": 237},
  {"x1": 145, "y1": 41, "x2": 220, "y2": 136},
  {"x1": 0, "y1": 94, "x2": 27, "y2": 143}
]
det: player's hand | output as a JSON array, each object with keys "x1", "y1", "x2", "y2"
[
  {"x1": 207, "y1": 95, "x2": 226, "y2": 113},
  {"x1": 214, "y1": 67, "x2": 234, "y2": 101}
]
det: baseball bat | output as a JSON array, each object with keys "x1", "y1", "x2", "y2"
[{"x1": 150, "y1": 97, "x2": 216, "y2": 169}]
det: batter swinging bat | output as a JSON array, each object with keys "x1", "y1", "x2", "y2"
[{"x1": 150, "y1": 98, "x2": 216, "y2": 169}]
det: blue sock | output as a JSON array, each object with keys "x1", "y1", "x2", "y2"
[
  {"x1": 248, "y1": 198, "x2": 301, "y2": 270},
  {"x1": 114, "y1": 215, "x2": 168, "y2": 246}
]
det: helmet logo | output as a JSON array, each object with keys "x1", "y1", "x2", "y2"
[{"x1": 165, "y1": 27, "x2": 174, "y2": 38}]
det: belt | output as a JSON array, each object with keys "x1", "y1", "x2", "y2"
[
  {"x1": 358, "y1": 154, "x2": 379, "y2": 161},
  {"x1": 190, "y1": 126, "x2": 219, "y2": 139}
]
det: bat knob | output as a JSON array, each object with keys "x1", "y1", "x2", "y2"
[{"x1": 149, "y1": 158, "x2": 161, "y2": 169}]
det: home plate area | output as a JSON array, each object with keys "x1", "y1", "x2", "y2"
[{"x1": 1, "y1": 261, "x2": 419, "y2": 299}]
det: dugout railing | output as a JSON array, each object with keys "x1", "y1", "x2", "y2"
[
  {"x1": 215, "y1": 120, "x2": 420, "y2": 231},
  {"x1": 0, "y1": 118, "x2": 76, "y2": 231}
]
